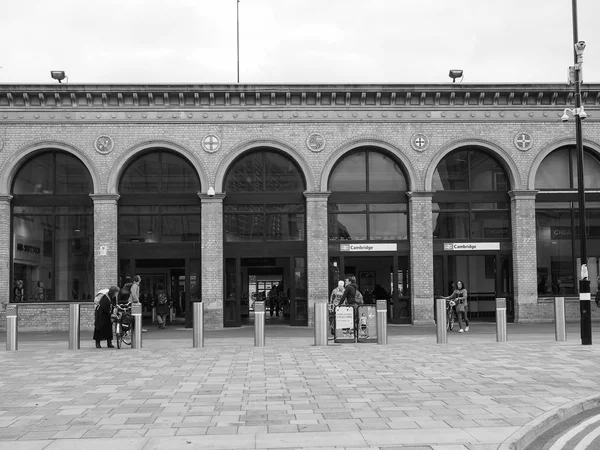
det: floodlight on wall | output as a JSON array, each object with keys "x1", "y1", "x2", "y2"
[
  {"x1": 448, "y1": 70, "x2": 463, "y2": 83},
  {"x1": 50, "y1": 71, "x2": 67, "y2": 83}
]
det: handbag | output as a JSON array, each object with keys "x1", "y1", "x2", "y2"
[{"x1": 456, "y1": 300, "x2": 465, "y2": 312}]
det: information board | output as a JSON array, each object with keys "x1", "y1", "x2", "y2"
[{"x1": 334, "y1": 306, "x2": 355, "y2": 343}]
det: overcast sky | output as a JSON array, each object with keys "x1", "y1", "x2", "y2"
[{"x1": 1, "y1": 0, "x2": 599, "y2": 85}]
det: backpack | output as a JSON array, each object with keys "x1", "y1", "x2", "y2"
[
  {"x1": 94, "y1": 289, "x2": 109, "y2": 309},
  {"x1": 157, "y1": 291, "x2": 168, "y2": 305},
  {"x1": 119, "y1": 283, "x2": 133, "y2": 304},
  {"x1": 354, "y1": 289, "x2": 364, "y2": 306}
]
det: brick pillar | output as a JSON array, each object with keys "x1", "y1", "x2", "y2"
[
  {"x1": 0, "y1": 195, "x2": 12, "y2": 332},
  {"x1": 91, "y1": 194, "x2": 120, "y2": 292},
  {"x1": 305, "y1": 192, "x2": 330, "y2": 327},
  {"x1": 408, "y1": 191, "x2": 435, "y2": 325},
  {"x1": 509, "y1": 190, "x2": 538, "y2": 322},
  {"x1": 200, "y1": 193, "x2": 225, "y2": 330}
]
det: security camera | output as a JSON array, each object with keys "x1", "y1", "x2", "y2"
[
  {"x1": 579, "y1": 109, "x2": 588, "y2": 120},
  {"x1": 561, "y1": 110, "x2": 570, "y2": 122},
  {"x1": 574, "y1": 41, "x2": 586, "y2": 56}
]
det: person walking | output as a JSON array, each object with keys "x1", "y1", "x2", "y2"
[
  {"x1": 329, "y1": 280, "x2": 345, "y2": 310},
  {"x1": 443, "y1": 280, "x2": 469, "y2": 333},
  {"x1": 93, "y1": 285, "x2": 120, "y2": 348},
  {"x1": 155, "y1": 284, "x2": 170, "y2": 329}
]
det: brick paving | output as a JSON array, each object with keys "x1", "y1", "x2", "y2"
[{"x1": 1, "y1": 323, "x2": 600, "y2": 449}]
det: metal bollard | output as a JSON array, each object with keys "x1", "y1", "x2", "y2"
[
  {"x1": 376, "y1": 299, "x2": 388, "y2": 345},
  {"x1": 192, "y1": 302, "x2": 204, "y2": 348},
  {"x1": 254, "y1": 301, "x2": 265, "y2": 347},
  {"x1": 131, "y1": 303, "x2": 143, "y2": 349},
  {"x1": 496, "y1": 298, "x2": 507, "y2": 342},
  {"x1": 554, "y1": 296, "x2": 566, "y2": 342},
  {"x1": 435, "y1": 298, "x2": 447, "y2": 344},
  {"x1": 314, "y1": 302, "x2": 328, "y2": 346},
  {"x1": 68, "y1": 303, "x2": 81, "y2": 350},
  {"x1": 6, "y1": 304, "x2": 18, "y2": 351}
]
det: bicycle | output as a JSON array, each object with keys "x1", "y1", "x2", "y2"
[
  {"x1": 446, "y1": 299, "x2": 456, "y2": 331},
  {"x1": 114, "y1": 302, "x2": 133, "y2": 349}
]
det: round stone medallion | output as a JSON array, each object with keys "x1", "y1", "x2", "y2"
[
  {"x1": 94, "y1": 135, "x2": 114, "y2": 154},
  {"x1": 410, "y1": 133, "x2": 430, "y2": 152},
  {"x1": 202, "y1": 134, "x2": 221, "y2": 153},
  {"x1": 306, "y1": 133, "x2": 326, "y2": 152},
  {"x1": 514, "y1": 132, "x2": 533, "y2": 151}
]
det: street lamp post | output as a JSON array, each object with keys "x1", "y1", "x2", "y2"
[{"x1": 568, "y1": 0, "x2": 591, "y2": 345}]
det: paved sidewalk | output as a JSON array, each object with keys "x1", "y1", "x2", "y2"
[{"x1": 1, "y1": 323, "x2": 600, "y2": 449}]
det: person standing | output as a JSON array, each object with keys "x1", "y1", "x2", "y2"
[
  {"x1": 329, "y1": 280, "x2": 345, "y2": 310},
  {"x1": 93, "y1": 285, "x2": 120, "y2": 348},
  {"x1": 129, "y1": 275, "x2": 147, "y2": 333},
  {"x1": 155, "y1": 284, "x2": 170, "y2": 329},
  {"x1": 444, "y1": 280, "x2": 469, "y2": 333}
]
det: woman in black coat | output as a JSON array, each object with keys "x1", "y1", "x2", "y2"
[{"x1": 93, "y1": 286, "x2": 120, "y2": 348}]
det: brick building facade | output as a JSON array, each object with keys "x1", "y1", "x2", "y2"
[{"x1": 1, "y1": 83, "x2": 599, "y2": 331}]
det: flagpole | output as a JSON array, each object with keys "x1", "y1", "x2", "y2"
[{"x1": 237, "y1": 0, "x2": 240, "y2": 83}]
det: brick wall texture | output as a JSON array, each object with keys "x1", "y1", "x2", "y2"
[{"x1": 0, "y1": 84, "x2": 599, "y2": 331}]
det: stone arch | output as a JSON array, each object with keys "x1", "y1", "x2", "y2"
[
  {"x1": 1, "y1": 140, "x2": 100, "y2": 194},
  {"x1": 321, "y1": 138, "x2": 418, "y2": 192},
  {"x1": 425, "y1": 139, "x2": 522, "y2": 192},
  {"x1": 214, "y1": 138, "x2": 314, "y2": 192},
  {"x1": 527, "y1": 138, "x2": 600, "y2": 190},
  {"x1": 107, "y1": 140, "x2": 208, "y2": 194}
]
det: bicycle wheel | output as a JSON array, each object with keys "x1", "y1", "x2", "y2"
[
  {"x1": 122, "y1": 329, "x2": 132, "y2": 346},
  {"x1": 447, "y1": 310, "x2": 455, "y2": 331},
  {"x1": 116, "y1": 332, "x2": 122, "y2": 349}
]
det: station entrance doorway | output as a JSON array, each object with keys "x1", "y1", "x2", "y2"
[
  {"x1": 119, "y1": 251, "x2": 201, "y2": 328},
  {"x1": 224, "y1": 243, "x2": 307, "y2": 327},
  {"x1": 433, "y1": 252, "x2": 513, "y2": 322}
]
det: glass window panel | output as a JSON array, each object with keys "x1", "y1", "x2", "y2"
[
  {"x1": 162, "y1": 205, "x2": 201, "y2": 214},
  {"x1": 264, "y1": 152, "x2": 305, "y2": 191},
  {"x1": 432, "y1": 150, "x2": 468, "y2": 191},
  {"x1": 224, "y1": 214, "x2": 265, "y2": 241},
  {"x1": 161, "y1": 215, "x2": 201, "y2": 242},
  {"x1": 470, "y1": 211, "x2": 510, "y2": 239},
  {"x1": 119, "y1": 205, "x2": 160, "y2": 214},
  {"x1": 225, "y1": 204, "x2": 264, "y2": 213},
  {"x1": 329, "y1": 152, "x2": 366, "y2": 191},
  {"x1": 13, "y1": 206, "x2": 54, "y2": 215},
  {"x1": 119, "y1": 153, "x2": 160, "y2": 193},
  {"x1": 328, "y1": 203, "x2": 367, "y2": 212},
  {"x1": 55, "y1": 205, "x2": 92, "y2": 214},
  {"x1": 535, "y1": 149, "x2": 571, "y2": 189},
  {"x1": 471, "y1": 202, "x2": 509, "y2": 210},
  {"x1": 432, "y1": 202, "x2": 469, "y2": 211},
  {"x1": 161, "y1": 152, "x2": 201, "y2": 193},
  {"x1": 368, "y1": 152, "x2": 407, "y2": 191},
  {"x1": 12, "y1": 153, "x2": 53, "y2": 194},
  {"x1": 536, "y1": 209, "x2": 575, "y2": 295},
  {"x1": 119, "y1": 216, "x2": 158, "y2": 242},
  {"x1": 573, "y1": 151, "x2": 600, "y2": 189},
  {"x1": 264, "y1": 204, "x2": 305, "y2": 213},
  {"x1": 55, "y1": 215, "x2": 94, "y2": 301},
  {"x1": 265, "y1": 213, "x2": 305, "y2": 240},
  {"x1": 369, "y1": 203, "x2": 406, "y2": 212},
  {"x1": 432, "y1": 212, "x2": 469, "y2": 238},
  {"x1": 469, "y1": 151, "x2": 507, "y2": 190},
  {"x1": 328, "y1": 214, "x2": 367, "y2": 240},
  {"x1": 55, "y1": 153, "x2": 93, "y2": 194},
  {"x1": 224, "y1": 152, "x2": 263, "y2": 192},
  {"x1": 369, "y1": 213, "x2": 407, "y2": 240},
  {"x1": 13, "y1": 215, "x2": 53, "y2": 302},
  {"x1": 535, "y1": 202, "x2": 571, "y2": 210}
]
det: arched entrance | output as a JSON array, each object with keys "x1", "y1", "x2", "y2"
[
  {"x1": 535, "y1": 145, "x2": 600, "y2": 297},
  {"x1": 11, "y1": 150, "x2": 94, "y2": 303},
  {"x1": 223, "y1": 148, "x2": 307, "y2": 327},
  {"x1": 432, "y1": 147, "x2": 514, "y2": 321},
  {"x1": 327, "y1": 147, "x2": 411, "y2": 323},
  {"x1": 117, "y1": 150, "x2": 201, "y2": 328}
]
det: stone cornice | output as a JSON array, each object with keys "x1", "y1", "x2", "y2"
[{"x1": 1, "y1": 84, "x2": 599, "y2": 111}]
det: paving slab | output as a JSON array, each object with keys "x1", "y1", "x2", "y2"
[{"x1": 1, "y1": 323, "x2": 600, "y2": 449}]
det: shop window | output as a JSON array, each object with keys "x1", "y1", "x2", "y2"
[{"x1": 12, "y1": 151, "x2": 93, "y2": 302}]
